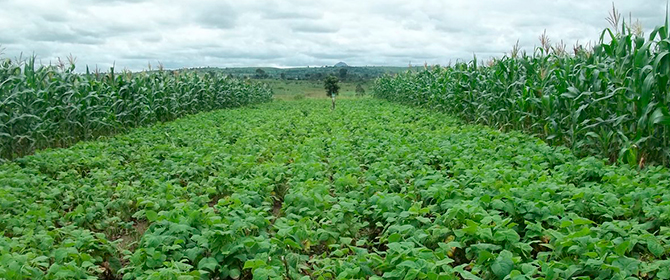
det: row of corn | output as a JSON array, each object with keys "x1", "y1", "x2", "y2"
[
  {"x1": 374, "y1": 11, "x2": 670, "y2": 167},
  {"x1": 0, "y1": 57, "x2": 273, "y2": 161}
]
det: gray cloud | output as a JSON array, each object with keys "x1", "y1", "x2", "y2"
[
  {"x1": 26, "y1": 28, "x2": 104, "y2": 45},
  {"x1": 0, "y1": 0, "x2": 665, "y2": 70},
  {"x1": 190, "y1": 2, "x2": 238, "y2": 29},
  {"x1": 80, "y1": 0, "x2": 151, "y2": 3},
  {"x1": 291, "y1": 22, "x2": 340, "y2": 33},
  {"x1": 264, "y1": 11, "x2": 323, "y2": 20}
]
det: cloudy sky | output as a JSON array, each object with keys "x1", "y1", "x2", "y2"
[{"x1": 0, "y1": 0, "x2": 666, "y2": 71}]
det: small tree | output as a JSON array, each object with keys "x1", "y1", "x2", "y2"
[
  {"x1": 324, "y1": 75, "x2": 340, "y2": 110},
  {"x1": 339, "y1": 68, "x2": 348, "y2": 80},
  {"x1": 255, "y1": 68, "x2": 268, "y2": 79},
  {"x1": 355, "y1": 84, "x2": 365, "y2": 96}
]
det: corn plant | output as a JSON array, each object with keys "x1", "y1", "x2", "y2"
[
  {"x1": 0, "y1": 57, "x2": 273, "y2": 161},
  {"x1": 374, "y1": 10, "x2": 670, "y2": 167}
]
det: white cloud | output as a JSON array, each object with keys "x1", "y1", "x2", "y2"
[{"x1": 0, "y1": 0, "x2": 665, "y2": 70}]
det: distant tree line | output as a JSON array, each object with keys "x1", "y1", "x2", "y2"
[
  {"x1": 187, "y1": 65, "x2": 423, "y2": 82},
  {"x1": 265, "y1": 67, "x2": 366, "y2": 82}
]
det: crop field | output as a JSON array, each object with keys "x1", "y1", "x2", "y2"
[
  {"x1": 1, "y1": 99, "x2": 669, "y2": 279},
  {"x1": 0, "y1": 57, "x2": 273, "y2": 162},
  {"x1": 374, "y1": 20, "x2": 670, "y2": 167}
]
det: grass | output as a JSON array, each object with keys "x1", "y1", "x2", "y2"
[{"x1": 263, "y1": 79, "x2": 373, "y2": 100}]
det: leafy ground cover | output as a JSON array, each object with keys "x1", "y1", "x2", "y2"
[{"x1": 1, "y1": 99, "x2": 669, "y2": 279}]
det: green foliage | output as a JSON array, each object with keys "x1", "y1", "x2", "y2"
[
  {"x1": 355, "y1": 84, "x2": 366, "y2": 96},
  {"x1": 0, "y1": 56, "x2": 273, "y2": 161},
  {"x1": 373, "y1": 16, "x2": 670, "y2": 167},
  {"x1": 339, "y1": 68, "x2": 348, "y2": 79},
  {"x1": 1, "y1": 99, "x2": 670, "y2": 279},
  {"x1": 324, "y1": 75, "x2": 340, "y2": 98},
  {"x1": 188, "y1": 66, "x2": 422, "y2": 81},
  {"x1": 255, "y1": 68, "x2": 269, "y2": 79},
  {"x1": 263, "y1": 79, "x2": 372, "y2": 100}
]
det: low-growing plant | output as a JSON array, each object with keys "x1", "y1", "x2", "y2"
[{"x1": 2, "y1": 99, "x2": 669, "y2": 279}]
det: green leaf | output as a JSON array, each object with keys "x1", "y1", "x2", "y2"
[
  {"x1": 520, "y1": 263, "x2": 536, "y2": 274},
  {"x1": 331, "y1": 249, "x2": 346, "y2": 257},
  {"x1": 477, "y1": 227, "x2": 493, "y2": 240},
  {"x1": 493, "y1": 229, "x2": 520, "y2": 243},
  {"x1": 146, "y1": 210, "x2": 158, "y2": 222},
  {"x1": 244, "y1": 259, "x2": 266, "y2": 269},
  {"x1": 658, "y1": 268, "x2": 670, "y2": 279},
  {"x1": 455, "y1": 265, "x2": 483, "y2": 280},
  {"x1": 398, "y1": 260, "x2": 418, "y2": 269},
  {"x1": 252, "y1": 268, "x2": 270, "y2": 280},
  {"x1": 491, "y1": 250, "x2": 514, "y2": 279},
  {"x1": 388, "y1": 233, "x2": 402, "y2": 243},
  {"x1": 648, "y1": 240, "x2": 665, "y2": 257},
  {"x1": 615, "y1": 241, "x2": 630, "y2": 256},
  {"x1": 405, "y1": 268, "x2": 420, "y2": 280},
  {"x1": 185, "y1": 247, "x2": 204, "y2": 262},
  {"x1": 651, "y1": 107, "x2": 670, "y2": 126},
  {"x1": 572, "y1": 217, "x2": 593, "y2": 226},
  {"x1": 53, "y1": 248, "x2": 68, "y2": 262},
  {"x1": 560, "y1": 220, "x2": 572, "y2": 228},
  {"x1": 383, "y1": 269, "x2": 403, "y2": 278},
  {"x1": 229, "y1": 268, "x2": 241, "y2": 279},
  {"x1": 416, "y1": 216, "x2": 432, "y2": 224},
  {"x1": 283, "y1": 239, "x2": 301, "y2": 250},
  {"x1": 198, "y1": 257, "x2": 218, "y2": 272}
]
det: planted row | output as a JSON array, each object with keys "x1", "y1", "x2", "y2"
[
  {"x1": 0, "y1": 56, "x2": 273, "y2": 161},
  {"x1": 374, "y1": 12, "x2": 670, "y2": 167},
  {"x1": 2, "y1": 99, "x2": 669, "y2": 279}
]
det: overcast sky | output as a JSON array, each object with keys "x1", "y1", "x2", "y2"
[{"x1": 0, "y1": 0, "x2": 666, "y2": 71}]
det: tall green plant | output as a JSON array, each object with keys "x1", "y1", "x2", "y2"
[
  {"x1": 0, "y1": 57, "x2": 273, "y2": 161},
  {"x1": 374, "y1": 9, "x2": 670, "y2": 167}
]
